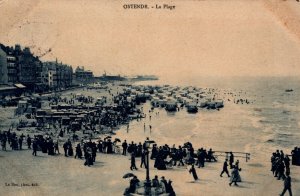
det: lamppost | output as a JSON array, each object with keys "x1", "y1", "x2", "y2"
[{"x1": 144, "y1": 141, "x2": 151, "y2": 195}]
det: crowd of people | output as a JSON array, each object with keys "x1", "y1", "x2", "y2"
[
  {"x1": 271, "y1": 150, "x2": 291, "y2": 180},
  {"x1": 122, "y1": 139, "x2": 218, "y2": 172},
  {"x1": 124, "y1": 175, "x2": 175, "y2": 196},
  {"x1": 2, "y1": 127, "x2": 299, "y2": 195},
  {"x1": 270, "y1": 150, "x2": 293, "y2": 196},
  {"x1": 0, "y1": 130, "x2": 37, "y2": 152}
]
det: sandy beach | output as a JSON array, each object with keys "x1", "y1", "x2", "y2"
[
  {"x1": 1, "y1": 0, "x2": 300, "y2": 195},
  {"x1": 0, "y1": 83, "x2": 300, "y2": 196}
]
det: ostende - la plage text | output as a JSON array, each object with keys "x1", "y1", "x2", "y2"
[{"x1": 123, "y1": 4, "x2": 176, "y2": 10}]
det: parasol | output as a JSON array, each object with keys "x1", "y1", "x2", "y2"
[{"x1": 123, "y1": 173, "x2": 135, "y2": 179}]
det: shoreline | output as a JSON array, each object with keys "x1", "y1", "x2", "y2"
[{"x1": 0, "y1": 82, "x2": 299, "y2": 195}]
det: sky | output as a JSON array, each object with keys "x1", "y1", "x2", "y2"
[{"x1": 0, "y1": 0, "x2": 300, "y2": 78}]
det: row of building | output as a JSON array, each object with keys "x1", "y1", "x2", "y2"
[{"x1": 0, "y1": 44, "x2": 94, "y2": 94}]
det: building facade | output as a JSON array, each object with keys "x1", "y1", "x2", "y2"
[
  {"x1": 42, "y1": 61, "x2": 73, "y2": 90},
  {"x1": 75, "y1": 66, "x2": 93, "y2": 82},
  {"x1": 0, "y1": 47, "x2": 8, "y2": 84},
  {"x1": 0, "y1": 43, "x2": 77, "y2": 92},
  {"x1": 7, "y1": 55, "x2": 17, "y2": 83}
]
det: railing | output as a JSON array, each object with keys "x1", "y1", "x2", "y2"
[
  {"x1": 213, "y1": 151, "x2": 251, "y2": 162},
  {"x1": 112, "y1": 145, "x2": 251, "y2": 162}
]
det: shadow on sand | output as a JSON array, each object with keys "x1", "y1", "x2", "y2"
[{"x1": 248, "y1": 163, "x2": 264, "y2": 167}]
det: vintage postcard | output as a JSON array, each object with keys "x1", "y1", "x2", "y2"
[{"x1": 0, "y1": 0, "x2": 299, "y2": 195}]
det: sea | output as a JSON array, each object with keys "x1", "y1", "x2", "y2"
[{"x1": 115, "y1": 76, "x2": 300, "y2": 160}]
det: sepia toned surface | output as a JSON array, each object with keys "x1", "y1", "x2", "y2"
[
  {"x1": 0, "y1": 0, "x2": 300, "y2": 196},
  {"x1": 1, "y1": 0, "x2": 300, "y2": 77}
]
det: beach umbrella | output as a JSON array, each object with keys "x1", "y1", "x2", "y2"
[{"x1": 123, "y1": 173, "x2": 135, "y2": 179}]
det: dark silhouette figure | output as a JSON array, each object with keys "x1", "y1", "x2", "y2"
[
  {"x1": 75, "y1": 143, "x2": 82, "y2": 159},
  {"x1": 32, "y1": 139, "x2": 37, "y2": 156},
  {"x1": 63, "y1": 142, "x2": 68, "y2": 157},
  {"x1": 122, "y1": 140, "x2": 128, "y2": 156},
  {"x1": 229, "y1": 152, "x2": 234, "y2": 168},
  {"x1": 152, "y1": 175, "x2": 159, "y2": 187},
  {"x1": 220, "y1": 159, "x2": 230, "y2": 177},
  {"x1": 189, "y1": 164, "x2": 198, "y2": 181},
  {"x1": 140, "y1": 150, "x2": 147, "y2": 168},
  {"x1": 130, "y1": 153, "x2": 138, "y2": 170},
  {"x1": 280, "y1": 173, "x2": 292, "y2": 196},
  {"x1": 166, "y1": 180, "x2": 176, "y2": 196},
  {"x1": 27, "y1": 135, "x2": 31, "y2": 149},
  {"x1": 124, "y1": 176, "x2": 140, "y2": 195}
]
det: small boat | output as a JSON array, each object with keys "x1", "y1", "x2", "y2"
[
  {"x1": 186, "y1": 102, "x2": 198, "y2": 113},
  {"x1": 207, "y1": 101, "x2": 216, "y2": 109},
  {"x1": 215, "y1": 99, "x2": 224, "y2": 108},
  {"x1": 165, "y1": 101, "x2": 177, "y2": 112},
  {"x1": 285, "y1": 89, "x2": 293, "y2": 92}
]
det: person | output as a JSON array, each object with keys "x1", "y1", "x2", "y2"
[
  {"x1": 47, "y1": 139, "x2": 55, "y2": 155},
  {"x1": 291, "y1": 147, "x2": 298, "y2": 165},
  {"x1": 280, "y1": 173, "x2": 292, "y2": 196},
  {"x1": 189, "y1": 164, "x2": 198, "y2": 181},
  {"x1": 151, "y1": 144, "x2": 158, "y2": 159},
  {"x1": 68, "y1": 143, "x2": 74, "y2": 156},
  {"x1": 63, "y1": 141, "x2": 68, "y2": 157},
  {"x1": 284, "y1": 155, "x2": 291, "y2": 175},
  {"x1": 18, "y1": 137, "x2": 23, "y2": 150},
  {"x1": 1, "y1": 136, "x2": 6, "y2": 151},
  {"x1": 54, "y1": 141, "x2": 60, "y2": 154},
  {"x1": 229, "y1": 166, "x2": 241, "y2": 186},
  {"x1": 271, "y1": 153, "x2": 277, "y2": 175},
  {"x1": 91, "y1": 142, "x2": 97, "y2": 162},
  {"x1": 32, "y1": 138, "x2": 37, "y2": 156},
  {"x1": 26, "y1": 135, "x2": 31, "y2": 149},
  {"x1": 207, "y1": 148, "x2": 217, "y2": 162},
  {"x1": 84, "y1": 147, "x2": 92, "y2": 166},
  {"x1": 154, "y1": 149, "x2": 167, "y2": 170},
  {"x1": 140, "y1": 150, "x2": 147, "y2": 168},
  {"x1": 229, "y1": 152, "x2": 234, "y2": 169},
  {"x1": 106, "y1": 139, "x2": 113, "y2": 154},
  {"x1": 125, "y1": 176, "x2": 140, "y2": 195},
  {"x1": 280, "y1": 150, "x2": 285, "y2": 160},
  {"x1": 152, "y1": 175, "x2": 159, "y2": 187},
  {"x1": 160, "y1": 176, "x2": 168, "y2": 193},
  {"x1": 166, "y1": 180, "x2": 176, "y2": 196},
  {"x1": 220, "y1": 159, "x2": 231, "y2": 177},
  {"x1": 75, "y1": 143, "x2": 82, "y2": 159},
  {"x1": 122, "y1": 140, "x2": 128, "y2": 156},
  {"x1": 97, "y1": 141, "x2": 103, "y2": 153},
  {"x1": 197, "y1": 149, "x2": 205, "y2": 168},
  {"x1": 278, "y1": 161, "x2": 286, "y2": 180},
  {"x1": 130, "y1": 153, "x2": 138, "y2": 170},
  {"x1": 177, "y1": 146, "x2": 185, "y2": 166}
]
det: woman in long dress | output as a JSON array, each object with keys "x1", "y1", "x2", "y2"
[
  {"x1": 229, "y1": 166, "x2": 241, "y2": 186},
  {"x1": 234, "y1": 160, "x2": 242, "y2": 182}
]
